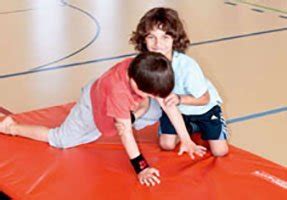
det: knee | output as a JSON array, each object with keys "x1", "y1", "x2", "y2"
[
  {"x1": 159, "y1": 138, "x2": 177, "y2": 151},
  {"x1": 211, "y1": 145, "x2": 229, "y2": 157}
]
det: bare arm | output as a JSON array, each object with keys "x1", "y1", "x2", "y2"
[
  {"x1": 165, "y1": 91, "x2": 210, "y2": 107},
  {"x1": 156, "y1": 98, "x2": 192, "y2": 143},
  {"x1": 180, "y1": 91, "x2": 210, "y2": 106},
  {"x1": 115, "y1": 118, "x2": 141, "y2": 159},
  {"x1": 156, "y1": 98, "x2": 206, "y2": 159},
  {"x1": 115, "y1": 117, "x2": 160, "y2": 186}
]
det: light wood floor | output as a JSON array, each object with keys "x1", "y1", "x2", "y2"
[{"x1": 0, "y1": 0, "x2": 286, "y2": 166}]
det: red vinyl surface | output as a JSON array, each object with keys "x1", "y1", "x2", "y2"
[{"x1": 0, "y1": 103, "x2": 286, "y2": 199}]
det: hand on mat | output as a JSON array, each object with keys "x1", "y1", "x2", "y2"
[
  {"x1": 178, "y1": 142, "x2": 207, "y2": 159},
  {"x1": 138, "y1": 167, "x2": 160, "y2": 187},
  {"x1": 164, "y1": 93, "x2": 180, "y2": 107}
]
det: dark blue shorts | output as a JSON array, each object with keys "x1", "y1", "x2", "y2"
[{"x1": 159, "y1": 105, "x2": 228, "y2": 140}]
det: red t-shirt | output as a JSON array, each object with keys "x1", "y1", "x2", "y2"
[{"x1": 90, "y1": 58, "x2": 144, "y2": 136}]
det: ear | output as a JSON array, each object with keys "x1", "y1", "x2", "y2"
[
  {"x1": 130, "y1": 78, "x2": 138, "y2": 90},
  {"x1": 130, "y1": 78, "x2": 142, "y2": 95}
]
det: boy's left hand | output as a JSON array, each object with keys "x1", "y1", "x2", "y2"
[
  {"x1": 164, "y1": 93, "x2": 180, "y2": 107},
  {"x1": 178, "y1": 142, "x2": 207, "y2": 159}
]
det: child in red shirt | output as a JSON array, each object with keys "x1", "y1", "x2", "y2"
[{"x1": 0, "y1": 52, "x2": 183, "y2": 186}]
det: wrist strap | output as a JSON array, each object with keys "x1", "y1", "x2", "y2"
[{"x1": 130, "y1": 154, "x2": 149, "y2": 174}]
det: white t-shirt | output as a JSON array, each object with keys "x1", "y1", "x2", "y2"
[{"x1": 172, "y1": 51, "x2": 222, "y2": 115}]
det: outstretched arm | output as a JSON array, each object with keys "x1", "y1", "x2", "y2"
[
  {"x1": 156, "y1": 98, "x2": 206, "y2": 159},
  {"x1": 115, "y1": 118, "x2": 160, "y2": 186}
]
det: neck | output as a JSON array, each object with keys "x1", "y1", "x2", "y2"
[{"x1": 166, "y1": 51, "x2": 173, "y2": 61}]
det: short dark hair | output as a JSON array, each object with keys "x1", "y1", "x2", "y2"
[
  {"x1": 128, "y1": 52, "x2": 174, "y2": 98},
  {"x1": 130, "y1": 7, "x2": 190, "y2": 53}
]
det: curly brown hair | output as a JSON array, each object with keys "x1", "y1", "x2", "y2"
[{"x1": 130, "y1": 7, "x2": 190, "y2": 53}]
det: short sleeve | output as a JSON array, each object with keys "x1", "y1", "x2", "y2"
[
  {"x1": 106, "y1": 92, "x2": 131, "y2": 119},
  {"x1": 183, "y1": 60, "x2": 208, "y2": 98}
]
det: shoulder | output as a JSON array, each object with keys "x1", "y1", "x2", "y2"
[
  {"x1": 173, "y1": 51, "x2": 202, "y2": 72},
  {"x1": 115, "y1": 57, "x2": 133, "y2": 67}
]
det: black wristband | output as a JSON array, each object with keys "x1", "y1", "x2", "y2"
[
  {"x1": 130, "y1": 112, "x2": 136, "y2": 124},
  {"x1": 130, "y1": 154, "x2": 149, "y2": 174}
]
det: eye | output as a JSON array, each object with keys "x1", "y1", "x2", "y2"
[
  {"x1": 163, "y1": 35, "x2": 171, "y2": 40},
  {"x1": 146, "y1": 35, "x2": 155, "y2": 39}
]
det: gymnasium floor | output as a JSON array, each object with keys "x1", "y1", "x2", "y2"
[{"x1": 0, "y1": 0, "x2": 286, "y2": 166}]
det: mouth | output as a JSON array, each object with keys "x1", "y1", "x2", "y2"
[{"x1": 152, "y1": 49, "x2": 165, "y2": 53}]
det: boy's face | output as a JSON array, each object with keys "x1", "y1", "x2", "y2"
[
  {"x1": 145, "y1": 27, "x2": 173, "y2": 60},
  {"x1": 130, "y1": 79, "x2": 155, "y2": 99}
]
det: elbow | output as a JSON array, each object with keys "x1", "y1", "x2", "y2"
[
  {"x1": 199, "y1": 91, "x2": 210, "y2": 105},
  {"x1": 203, "y1": 95, "x2": 210, "y2": 105}
]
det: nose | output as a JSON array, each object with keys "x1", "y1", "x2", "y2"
[{"x1": 154, "y1": 37, "x2": 163, "y2": 48}]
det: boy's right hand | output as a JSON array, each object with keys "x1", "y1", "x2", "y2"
[
  {"x1": 178, "y1": 141, "x2": 207, "y2": 159},
  {"x1": 138, "y1": 167, "x2": 160, "y2": 187}
]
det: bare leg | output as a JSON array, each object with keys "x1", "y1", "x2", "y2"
[
  {"x1": 0, "y1": 116, "x2": 49, "y2": 142},
  {"x1": 208, "y1": 140, "x2": 229, "y2": 157},
  {"x1": 0, "y1": 116, "x2": 16, "y2": 134},
  {"x1": 159, "y1": 134, "x2": 179, "y2": 150}
]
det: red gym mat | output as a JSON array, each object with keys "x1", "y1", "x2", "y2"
[{"x1": 0, "y1": 103, "x2": 286, "y2": 199}]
